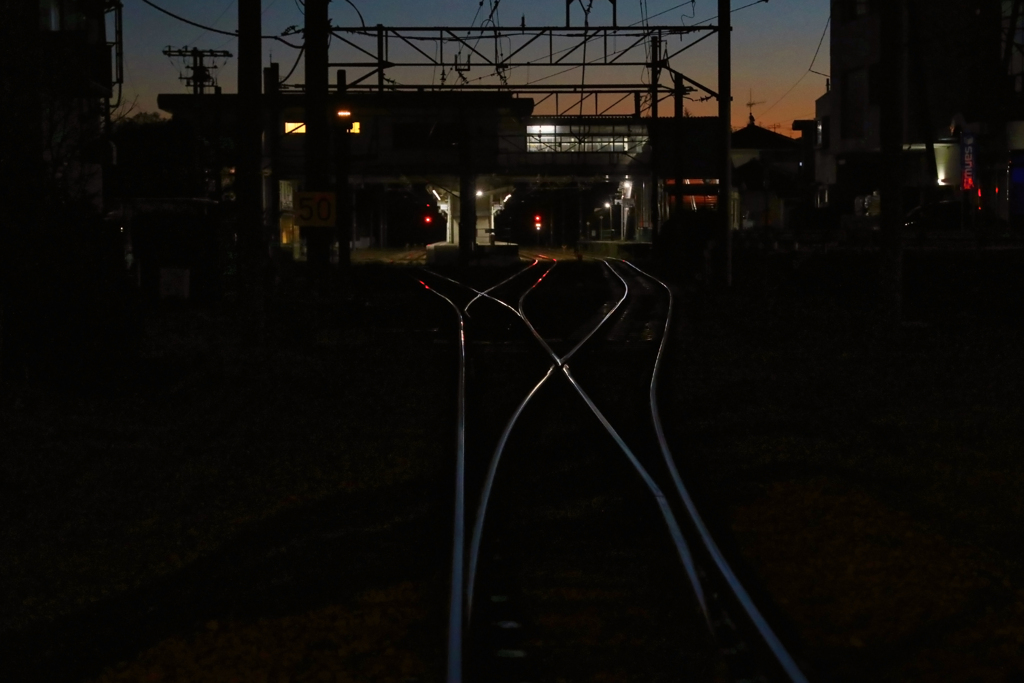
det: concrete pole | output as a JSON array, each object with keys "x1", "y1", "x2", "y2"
[
  {"x1": 674, "y1": 72, "x2": 686, "y2": 227},
  {"x1": 305, "y1": 0, "x2": 331, "y2": 275},
  {"x1": 879, "y1": 0, "x2": 905, "y2": 325},
  {"x1": 334, "y1": 71, "x2": 351, "y2": 270},
  {"x1": 459, "y1": 112, "x2": 477, "y2": 264},
  {"x1": 649, "y1": 34, "x2": 661, "y2": 240},
  {"x1": 459, "y1": 174, "x2": 477, "y2": 264},
  {"x1": 718, "y1": 0, "x2": 732, "y2": 287},
  {"x1": 0, "y1": 0, "x2": 42, "y2": 379},
  {"x1": 264, "y1": 63, "x2": 280, "y2": 250},
  {"x1": 238, "y1": 0, "x2": 266, "y2": 305}
]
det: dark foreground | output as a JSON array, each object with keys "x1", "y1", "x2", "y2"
[{"x1": 2, "y1": 247, "x2": 1024, "y2": 682}]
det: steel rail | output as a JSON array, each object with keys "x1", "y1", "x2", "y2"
[
  {"x1": 416, "y1": 279, "x2": 467, "y2": 683},
  {"x1": 464, "y1": 259, "x2": 540, "y2": 315},
  {"x1": 464, "y1": 258, "x2": 619, "y2": 618},
  {"x1": 619, "y1": 260, "x2": 809, "y2": 683},
  {"x1": 421, "y1": 260, "x2": 548, "y2": 322},
  {"x1": 521, "y1": 261, "x2": 706, "y2": 619}
]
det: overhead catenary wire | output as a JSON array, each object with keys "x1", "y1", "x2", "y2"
[
  {"x1": 139, "y1": 0, "x2": 302, "y2": 48},
  {"x1": 760, "y1": 13, "x2": 829, "y2": 119},
  {"x1": 445, "y1": 0, "x2": 768, "y2": 101},
  {"x1": 341, "y1": 0, "x2": 365, "y2": 27},
  {"x1": 186, "y1": 0, "x2": 236, "y2": 46},
  {"x1": 279, "y1": 46, "x2": 306, "y2": 84}
]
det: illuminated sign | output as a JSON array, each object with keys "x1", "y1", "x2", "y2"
[
  {"x1": 294, "y1": 192, "x2": 336, "y2": 227},
  {"x1": 962, "y1": 132, "x2": 976, "y2": 190}
]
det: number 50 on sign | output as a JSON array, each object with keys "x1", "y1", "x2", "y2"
[{"x1": 294, "y1": 192, "x2": 336, "y2": 227}]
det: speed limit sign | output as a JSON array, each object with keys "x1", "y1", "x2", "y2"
[{"x1": 294, "y1": 191, "x2": 336, "y2": 227}]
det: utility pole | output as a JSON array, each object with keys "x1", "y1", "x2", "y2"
[
  {"x1": 163, "y1": 47, "x2": 232, "y2": 95},
  {"x1": 458, "y1": 130, "x2": 477, "y2": 266},
  {"x1": 649, "y1": 34, "x2": 661, "y2": 240},
  {"x1": 674, "y1": 72, "x2": 686, "y2": 228},
  {"x1": 265, "y1": 62, "x2": 281, "y2": 260},
  {"x1": 335, "y1": 70, "x2": 352, "y2": 272},
  {"x1": 718, "y1": 0, "x2": 732, "y2": 287},
  {"x1": 906, "y1": 0, "x2": 938, "y2": 199},
  {"x1": 879, "y1": 0, "x2": 905, "y2": 326},
  {"x1": 237, "y1": 0, "x2": 264, "y2": 311},
  {"x1": 0, "y1": 0, "x2": 42, "y2": 379},
  {"x1": 305, "y1": 0, "x2": 332, "y2": 279}
]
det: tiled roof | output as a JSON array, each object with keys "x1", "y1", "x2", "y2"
[{"x1": 732, "y1": 122, "x2": 799, "y2": 151}]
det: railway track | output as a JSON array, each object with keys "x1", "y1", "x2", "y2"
[{"x1": 418, "y1": 257, "x2": 810, "y2": 683}]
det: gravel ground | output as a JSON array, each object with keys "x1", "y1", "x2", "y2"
[
  {"x1": 667, "y1": 248, "x2": 1024, "y2": 681},
  {"x1": 3, "y1": 248, "x2": 1024, "y2": 682}
]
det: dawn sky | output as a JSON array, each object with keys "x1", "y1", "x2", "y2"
[{"x1": 123, "y1": 0, "x2": 830, "y2": 131}]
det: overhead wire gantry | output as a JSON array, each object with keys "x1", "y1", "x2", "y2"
[{"x1": 307, "y1": 22, "x2": 722, "y2": 117}]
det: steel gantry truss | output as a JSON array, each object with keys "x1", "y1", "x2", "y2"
[{"x1": 298, "y1": 23, "x2": 723, "y2": 116}]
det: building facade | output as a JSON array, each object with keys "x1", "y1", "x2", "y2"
[{"x1": 815, "y1": 0, "x2": 1024, "y2": 228}]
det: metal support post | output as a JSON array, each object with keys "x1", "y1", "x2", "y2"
[
  {"x1": 717, "y1": 0, "x2": 732, "y2": 287},
  {"x1": 674, "y1": 72, "x2": 685, "y2": 225},
  {"x1": 304, "y1": 0, "x2": 332, "y2": 275},
  {"x1": 377, "y1": 25, "x2": 386, "y2": 92},
  {"x1": 459, "y1": 174, "x2": 477, "y2": 264},
  {"x1": 649, "y1": 34, "x2": 661, "y2": 239},
  {"x1": 879, "y1": 0, "x2": 905, "y2": 324},
  {"x1": 238, "y1": 0, "x2": 265, "y2": 304},
  {"x1": 264, "y1": 63, "x2": 281, "y2": 250}
]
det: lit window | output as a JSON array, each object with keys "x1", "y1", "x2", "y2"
[
  {"x1": 285, "y1": 122, "x2": 306, "y2": 134},
  {"x1": 349, "y1": 121, "x2": 361, "y2": 134}
]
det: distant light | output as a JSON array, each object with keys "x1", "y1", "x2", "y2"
[
  {"x1": 604, "y1": 202, "x2": 611, "y2": 208},
  {"x1": 476, "y1": 190, "x2": 484, "y2": 197},
  {"x1": 349, "y1": 121, "x2": 361, "y2": 134},
  {"x1": 337, "y1": 110, "x2": 352, "y2": 117},
  {"x1": 623, "y1": 181, "x2": 632, "y2": 188},
  {"x1": 535, "y1": 223, "x2": 542, "y2": 230},
  {"x1": 503, "y1": 194, "x2": 512, "y2": 203},
  {"x1": 432, "y1": 189, "x2": 442, "y2": 202}
]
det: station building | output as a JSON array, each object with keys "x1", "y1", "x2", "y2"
[{"x1": 158, "y1": 85, "x2": 726, "y2": 262}]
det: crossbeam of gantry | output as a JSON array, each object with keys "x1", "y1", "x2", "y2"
[{"x1": 321, "y1": 24, "x2": 721, "y2": 100}]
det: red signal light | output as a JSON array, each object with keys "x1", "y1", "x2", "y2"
[
  {"x1": 534, "y1": 215, "x2": 542, "y2": 222},
  {"x1": 425, "y1": 216, "x2": 432, "y2": 224}
]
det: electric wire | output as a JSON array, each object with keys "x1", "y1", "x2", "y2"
[
  {"x1": 139, "y1": 0, "x2": 301, "y2": 48},
  {"x1": 760, "y1": 13, "x2": 829, "y2": 118},
  {"x1": 448, "y1": 0, "x2": 767, "y2": 98},
  {"x1": 342, "y1": 0, "x2": 365, "y2": 27},
  {"x1": 279, "y1": 46, "x2": 306, "y2": 84},
  {"x1": 186, "y1": 0, "x2": 236, "y2": 46}
]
